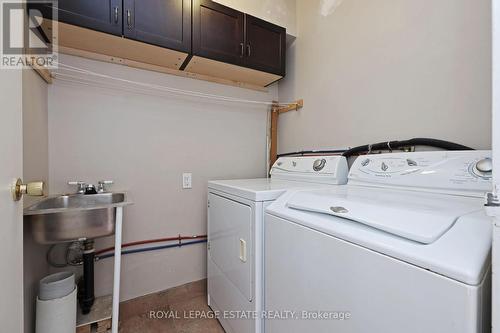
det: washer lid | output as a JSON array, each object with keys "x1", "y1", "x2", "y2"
[{"x1": 286, "y1": 186, "x2": 482, "y2": 244}]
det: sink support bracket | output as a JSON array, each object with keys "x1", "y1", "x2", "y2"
[{"x1": 111, "y1": 207, "x2": 123, "y2": 333}]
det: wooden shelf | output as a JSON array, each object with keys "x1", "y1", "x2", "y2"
[
  {"x1": 42, "y1": 21, "x2": 279, "y2": 91},
  {"x1": 185, "y1": 56, "x2": 282, "y2": 87},
  {"x1": 45, "y1": 21, "x2": 188, "y2": 70}
]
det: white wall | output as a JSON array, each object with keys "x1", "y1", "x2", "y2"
[
  {"x1": 48, "y1": 55, "x2": 277, "y2": 300},
  {"x1": 278, "y1": 0, "x2": 492, "y2": 153},
  {"x1": 22, "y1": 69, "x2": 50, "y2": 333},
  {"x1": 214, "y1": 0, "x2": 297, "y2": 36}
]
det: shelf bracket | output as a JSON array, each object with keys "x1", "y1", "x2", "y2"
[
  {"x1": 276, "y1": 99, "x2": 303, "y2": 114},
  {"x1": 31, "y1": 64, "x2": 53, "y2": 84}
]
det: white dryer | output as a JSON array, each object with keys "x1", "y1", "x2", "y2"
[
  {"x1": 207, "y1": 156, "x2": 348, "y2": 333},
  {"x1": 264, "y1": 151, "x2": 492, "y2": 333}
]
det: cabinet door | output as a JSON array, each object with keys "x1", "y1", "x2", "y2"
[
  {"x1": 57, "y1": 0, "x2": 122, "y2": 36},
  {"x1": 123, "y1": 0, "x2": 191, "y2": 53},
  {"x1": 192, "y1": 0, "x2": 245, "y2": 66},
  {"x1": 245, "y1": 15, "x2": 286, "y2": 76}
]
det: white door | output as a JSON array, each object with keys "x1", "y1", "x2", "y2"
[
  {"x1": 0, "y1": 41, "x2": 24, "y2": 333},
  {"x1": 208, "y1": 193, "x2": 253, "y2": 301}
]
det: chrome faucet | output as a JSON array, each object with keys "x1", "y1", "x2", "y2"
[
  {"x1": 97, "y1": 180, "x2": 114, "y2": 193},
  {"x1": 68, "y1": 181, "x2": 86, "y2": 194},
  {"x1": 68, "y1": 180, "x2": 114, "y2": 194}
]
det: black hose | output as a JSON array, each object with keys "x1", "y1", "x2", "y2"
[
  {"x1": 342, "y1": 138, "x2": 473, "y2": 158},
  {"x1": 277, "y1": 149, "x2": 347, "y2": 158}
]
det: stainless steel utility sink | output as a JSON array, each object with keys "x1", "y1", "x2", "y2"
[{"x1": 24, "y1": 193, "x2": 132, "y2": 244}]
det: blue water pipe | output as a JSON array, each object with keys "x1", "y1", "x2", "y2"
[{"x1": 96, "y1": 239, "x2": 208, "y2": 260}]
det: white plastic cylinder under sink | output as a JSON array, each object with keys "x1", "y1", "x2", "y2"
[
  {"x1": 36, "y1": 287, "x2": 77, "y2": 333},
  {"x1": 39, "y1": 272, "x2": 75, "y2": 301},
  {"x1": 36, "y1": 272, "x2": 76, "y2": 333}
]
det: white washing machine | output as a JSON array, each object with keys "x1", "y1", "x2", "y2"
[
  {"x1": 207, "y1": 156, "x2": 349, "y2": 333},
  {"x1": 264, "y1": 151, "x2": 492, "y2": 333}
]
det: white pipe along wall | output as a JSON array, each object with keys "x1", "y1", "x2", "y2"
[
  {"x1": 47, "y1": 54, "x2": 278, "y2": 301},
  {"x1": 278, "y1": 0, "x2": 491, "y2": 152}
]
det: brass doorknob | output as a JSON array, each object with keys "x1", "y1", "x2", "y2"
[{"x1": 12, "y1": 178, "x2": 45, "y2": 201}]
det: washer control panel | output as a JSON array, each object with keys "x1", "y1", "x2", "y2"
[
  {"x1": 349, "y1": 151, "x2": 492, "y2": 196},
  {"x1": 271, "y1": 156, "x2": 348, "y2": 185}
]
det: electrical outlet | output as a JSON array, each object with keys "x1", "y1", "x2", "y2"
[{"x1": 182, "y1": 173, "x2": 192, "y2": 189}]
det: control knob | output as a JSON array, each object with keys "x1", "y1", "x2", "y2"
[
  {"x1": 313, "y1": 159, "x2": 327, "y2": 171},
  {"x1": 473, "y1": 158, "x2": 492, "y2": 178}
]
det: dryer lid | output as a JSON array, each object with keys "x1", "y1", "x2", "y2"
[{"x1": 286, "y1": 186, "x2": 483, "y2": 244}]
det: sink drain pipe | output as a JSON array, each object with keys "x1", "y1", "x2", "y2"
[{"x1": 80, "y1": 240, "x2": 95, "y2": 314}]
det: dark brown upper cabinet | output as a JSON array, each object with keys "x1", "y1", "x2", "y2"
[
  {"x1": 192, "y1": 0, "x2": 286, "y2": 77},
  {"x1": 29, "y1": 0, "x2": 286, "y2": 87},
  {"x1": 244, "y1": 15, "x2": 286, "y2": 76},
  {"x1": 56, "y1": 0, "x2": 123, "y2": 36},
  {"x1": 123, "y1": 0, "x2": 191, "y2": 53},
  {"x1": 192, "y1": 0, "x2": 245, "y2": 66},
  {"x1": 42, "y1": 0, "x2": 191, "y2": 53}
]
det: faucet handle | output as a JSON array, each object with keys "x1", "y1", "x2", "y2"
[
  {"x1": 68, "y1": 181, "x2": 86, "y2": 194},
  {"x1": 97, "y1": 180, "x2": 114, "y2": 193}
]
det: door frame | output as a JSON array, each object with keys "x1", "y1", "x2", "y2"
[
  {"x1": 0, "y1": 41, "x2": 24, "y2": 333},
  {"x1": 491, "y1": 0, "x2": 500, "y2": 331}
]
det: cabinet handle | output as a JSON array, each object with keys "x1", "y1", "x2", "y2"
[
  {"x1": 113, "y1": 7, "x2": 119, "y2": 24},
  {"x1": 126, "y1": 9, "x2": 132, "y2": 29},
  {"x1": 246, "y1": 43, "x2": 251, "y2": 57},
  {"x1": 240, "y1": 42, "x2": 244, "y2": 57}
]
